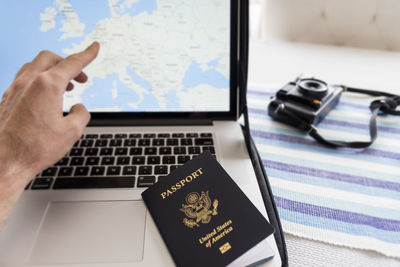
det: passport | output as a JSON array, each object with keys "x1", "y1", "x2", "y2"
[{"x1": 142, "y1": 151, "x2": 275, "y2": 267}]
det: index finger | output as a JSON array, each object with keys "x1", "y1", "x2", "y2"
[{"x1": 48, "y1": 42, "x2": 99, "y2": 85}]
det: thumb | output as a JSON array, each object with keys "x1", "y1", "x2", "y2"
[{"x1": 64, "y1": 103, "x2": 91, "y2": 139}]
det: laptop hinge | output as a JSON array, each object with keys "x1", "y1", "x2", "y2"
[{"x1": 88, "y1": 118, "x2": 213, "y2": 127}]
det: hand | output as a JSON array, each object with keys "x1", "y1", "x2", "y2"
[
  {"x1": 0, "y1": 42, "x2": 99, "y2": 229},
  {"x1": 0, "y1": 42, "x2": 99, "y2": 182}
]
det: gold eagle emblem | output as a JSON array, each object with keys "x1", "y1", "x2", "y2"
[{"x1": 180, "y1": 191, "x2": 218, "y2": 228}]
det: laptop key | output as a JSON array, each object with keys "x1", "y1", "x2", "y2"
[
  {"x1": 91, "y1": 166, "x2": 105, "y2": 176},
  {"x1": 139, "y1": 166, "x2": 152, "y2": 175},
  {"x1": 132, "y1": 156, "x2": 145, "y2": 165},
  {"x1": 147, "y1": 156, "x2": 160, "y2": 165},
  {"x1": 138, "y1": 139, "x2": 150, "y2": 146},
  {"x1": 86, "y1": 157, "x2": 100, "y2": 165},
  {"x1": 115, "y1": 148, "x2": 128, "y2": 155},
  {"x1": 155, "y1": 165, "x2": 168, "y2": 175},
  {"x1": 157, "y1": 133, "x2": 170, "y2": 138},
  {"x1": 162, "y1": 156, "x2": 175, "y2": 164},
  {"x1": 110, "y1": 139, "x2": 122, "y2": 147},
  {"x1": 159, "y1": 147, "x2": 172, "y2": 155},
  {"x1": 130, "y1": 147, "x2": 143, "y2": 155},
  {"x1": 73, "y1": 140, "x2": 80, "y2": 147},
  {"x1": 55, "y1": 157, "x2": 69, "y2": 166},
  {"x1": 195, "y1": 138, "x2": 214, "y2": 146},
  {"x1": 74, "y1": 166, "x2": 89, "y2": 176},
  {"x1": 115, "y1": 134, "x2": 127, "y2": 138},
  {"x1": 152, "y1": 139, "x2": 164, "y2": 146},
  {"x1": 129, "y1": 133, "x2": 142, "y2": 138},
  {"x1": 186, "y1": 133, "x2": 198, "y2": 138},
  {"x1": 70, "y1": 157, "x2": 85, "y2": 166},
  {"x1": 144, "y1": 147, "x2": 157, "y2": 155},
  {"x1": 85, "y1": 134, "x2": 99, "y2": 139},
  {"x1": 137, "y1": 176, "x2": 156, "y2": 187},
  {"x1": 107, "y1": 166, "x2": 121, "y2": 176},
  {"x1": 123, "y1": 166, "x2": 137, "y2": 175},
  {"x1": 80, "y1": 139, "x2": 94, "y2": 147},
  {"x1": 188, "y1": 146, "x2": 200, "y2": 154},
  {"x1": 70, "y1": 148, "x2": 84, "y2": 156},
  {"x1": 95, "y1": 139, "x2": 108, "y2": 147},
  {"x1": 166, "y1": 139, "x2": 178, "y2": 146},
  {"x1": 53, "y1": 177, "x2": 135, "y2": 189},
  {"x1": 42, "y1": 167, "x2": 58, "y2": 177},
  {"x1": 124, "y1": 139, "x2": 136, "y2": 147},
  {"x1": 172, "y1": 133, "x2": 184, "y2": 138},
  {"x1": 200, "y1": 133, "x2": 212, "y2": 137},
  {"x1": 58, "y1": 167, "x2": 73, "y2": 176},
  {"x1": 85, "y1": 148, "x2": 99, "y2": 156},
  {"x1": 101, "y1": 157, "x2": 115, "y2": 165},
  {"x1": 178, "y1": 156, "x2": 190, "y2": 164},
  {"x1": 144, "y1": 133, "x2": 156, "y2": 138},
  {"x1": 100, "y1": 134, "x2": 113, "y2": 139},
  {"x1": 31, "y1": 178, "x2": 53, "y2": 190},
  {"x1": 117, "y1": 156, "x2": 130, "y2": 165},
  {"x1": 100, "y1": 148, "x2": 113, "y2": 156},
  {"x1": 173, "y1": 147, "x2": 186, "y2": 154},
  {"x1": 180, "y1": 138, "x2": 192, "y2": 146}
]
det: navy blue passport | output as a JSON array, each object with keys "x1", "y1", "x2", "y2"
[{"x1": 141, "y1": 151, "x2": 274, "y2": 267}]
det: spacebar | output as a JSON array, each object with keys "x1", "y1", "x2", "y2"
[{"x1": 53, "y1": 177, "x2": 135, "y2": 189}]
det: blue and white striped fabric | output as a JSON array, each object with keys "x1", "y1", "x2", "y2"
[{"x1": 247, "y1": 84, "x2": 400, "y2": 258}]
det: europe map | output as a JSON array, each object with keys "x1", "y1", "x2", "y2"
[{"x1": 1, "y1": 0, "x2": 231, "y2": 112}]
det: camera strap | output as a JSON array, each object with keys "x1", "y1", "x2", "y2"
[{"x1": 274, "y1": 87, "x2": 400, "y2": 148}]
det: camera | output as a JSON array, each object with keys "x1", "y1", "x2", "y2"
[{"x1": 268, "y1": 74, "x2": 344, "y2": 129}]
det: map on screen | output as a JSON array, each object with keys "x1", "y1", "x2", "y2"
[{"x1": 0, "y1": 0, "x2": 230, "y2": 112}]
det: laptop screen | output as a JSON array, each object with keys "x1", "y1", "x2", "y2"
[{"x1": 0, "y1": 1, "x2": 232, "y2": 113}]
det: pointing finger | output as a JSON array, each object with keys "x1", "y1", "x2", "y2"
[
  {"x1": 48, "y1": 42, "x2": 99, "y2": 88},
  {"x1": 15, "y1": 50, "x2": 89, "y2": 83}
]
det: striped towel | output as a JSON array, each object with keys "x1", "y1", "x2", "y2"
[{"x1": 247, "y1": 84, "x2": 400, "y2": 258}]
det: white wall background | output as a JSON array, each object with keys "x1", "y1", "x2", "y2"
[{"x1": 255, "y1": 0, "x2": 400, "y2": 51}]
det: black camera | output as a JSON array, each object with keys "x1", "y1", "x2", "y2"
[{"x1": 268, "y1": 74, "x2": 344, "y2": 129}]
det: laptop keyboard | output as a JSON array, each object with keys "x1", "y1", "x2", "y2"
[{"x1": 26, "y1": 133, "x2": 215, "y2": 190}]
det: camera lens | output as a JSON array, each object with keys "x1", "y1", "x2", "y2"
[{"x1": 298, "y1": 79, "x2": 328, "y2": 98}]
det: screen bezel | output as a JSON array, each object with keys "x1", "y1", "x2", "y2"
[{"x1": 63, "y1": 1, "x2": 239, "y2": 124}]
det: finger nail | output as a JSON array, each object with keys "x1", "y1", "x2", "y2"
[
  {"x1": 91, "y1": 41, "x2": 100, "y2": 49},
  {"x1": 86, "y1": 41, "x2": 99, "y2": 52}
]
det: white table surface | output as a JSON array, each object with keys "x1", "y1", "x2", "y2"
[
  {"x1": 248, "y1": 40, "x2": 400, "y2": 267},
  {"x1": 249, "y1": 40, "x2": 400, "y2": 94}
]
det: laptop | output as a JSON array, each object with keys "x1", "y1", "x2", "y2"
[{"x1": 0, "y1": 1, "x2": 281, "y2": 266}]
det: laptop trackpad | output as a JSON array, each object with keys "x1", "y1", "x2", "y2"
[{"x1": 28, "y1": 200, "x2": 146, "y2": 264}]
